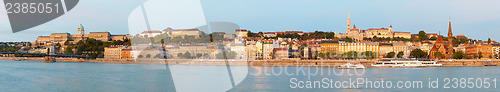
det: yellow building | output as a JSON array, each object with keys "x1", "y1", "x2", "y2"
[
  {"x1": 320, "y1": 40, "x2": 339, "y2": 54},
  {"x1": 274, "y1": 48, "x2": 288, "y2": 60},
  {"x1": 262, "y1": 40, "x2": 274, "y2": 60},
  {"x1": 162, "y1": 27, "x2": 201, "y2": 38},
  {"x1": 246, "y1": 43, "x2": 257, "y2": 60},
  {"x1": 379, "y1": 43, "x2": 393, "y2": 57},
  {"x1": 104, "y1": 46, "x2": 122, "y2": 59},
  {"x1": 235, "y1": 29, "x2": 248, "y2": 38},
  {"x1": 338, "y1": 42, "x2": 379, "y2": 58},
  {"x1": 492, "y1": 44, "x2": 500, "y2": 59},
  {"x1": 366, "y1": 42, "x2": 380, "y2": 56},
  {"x1": 393, "y1": 42, "x2": 409, "y2": 58},
  {"x1": 121, "y1": 49, "x2": 132, "y2": 59},
  {"x1": 165, "y1": 45, "x2": 212, "y2": 59},
  {"x1": 394, "y1": 32, "x2": 411, "y2": 39}
]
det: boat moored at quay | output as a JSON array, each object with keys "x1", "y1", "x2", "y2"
[{"x1": 371, "y1": 59, "x2": 442, "y2": 67}]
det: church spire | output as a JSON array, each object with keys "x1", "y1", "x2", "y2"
[
  {"x1": 448, "y1": 18, "x2": 452, "y2": 37},
  {"x1": 447, "y1": 18, "x2": 454, "y2": 58},
  {"x1": 347, "y1": 12, "x2": 351, "y2": 31}
]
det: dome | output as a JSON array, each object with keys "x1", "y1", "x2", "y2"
[{"x1": 78, "y1": 24, "x2": 84, "y2": 30}]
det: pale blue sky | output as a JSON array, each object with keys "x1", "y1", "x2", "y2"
[{"x1": 1, "y1": 0, "x2": 499, "y2": 42}]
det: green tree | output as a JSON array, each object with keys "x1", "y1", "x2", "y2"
[
  {"x1": 318, "y1": 53, "x2": 324, "y2": 59},
  {"x1": 184, "y1": 52, "x2": 191, "y2": 59},
  {"x1": 138, "y1": 55, "x2": 144, "y2": 58},
  {"x1": 203, "y1": 53, "x2": 209, "y2": 59},
  {"x1": 74, "y1": 38, "x2": 105, "y2": 59},
  {"x1": 344, "y1": 37, "x2": 354, "y2": 42},
  {"x1": 434, "y1": 51, "x2": 445, "y2": 59},
  {"x1": 196, "y1": 53, "x2": 203, "y2": 59},
  {"x1": 177, "y1": 53, "x2": 184, "y2": 59},
  {"x1": 410, "y1": 49, "x2": 428, "y2": 59},
  {"x1": 494, "y1": 52, "x2": 499, "y2": 59},
  {"x1": 154, "y1": 54, "x2": 159, "y2": 58},
  {"x1": 146, "y1": 54, "x2": 151, "y2": 58},
  {"x1": 452, "y1": 51, "x2": 466, "y2": 59},
  {"x1": 397, "y1": 51, "x2": 404, "y2": 58},
  {"x1": 325, "y1": 52, "x2": 330, "y2": 59},
  {"x1": 363, "y1": 51, "x2": 374, "y2": 59},
  {"x1": 488, "y1": 38, "x2": 492, "y2": 44},
  {"x1": 247, "y1": 31, "x2": 253, "y2": 37},
  {"x1": 478, "y1": 52, "x2": 483, "y2": 59},
  {"x1": 346, "y1": 51, "x2": 358, "y2": 59},
  {"x1": 418, "y1": 30, "x2": 428, "y2": 41},
  {"x1": 385, "y1": 52, "x2": 395, "y2": 58},
  {"x1": 329, "y1": 51, "x2": 337, "y2": 59},
  {"x1": 64, "y1": 46, "x2": 74, "y2": 54}
]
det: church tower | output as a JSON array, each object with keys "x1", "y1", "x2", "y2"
[
  {"x1": 447, "y1": 18, "x2": 454, "y2": 58},
  {"x1": 347, "y1": 12, "x2": 351, "y2": 31}
]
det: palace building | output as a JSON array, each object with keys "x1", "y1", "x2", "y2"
[{"x1": 36, "y1": 24, "x2": 130, "y2": 46}]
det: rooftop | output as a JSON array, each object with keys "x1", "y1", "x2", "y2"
[
  {"x1": 140, "y1": 30, "x2": 161, "y2": 34},
  {"x1": 163, "y1": 27, "x2": 199, "y2": 32},
  {"x1": 321, "y1": 40, "x2": 339, "y2": 43}
]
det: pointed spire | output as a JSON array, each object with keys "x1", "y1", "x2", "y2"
[
  {"x1": 447, "y1": 17, "x2": 454, "y2": 57},
  {"x1": 448, "y1": 18, "x2": 452, "y2": 36},
  {"x1": 348, "y1": 12, "x2": 350, "y2": 19},
  {"x1": 347, "y1": 12, "x2": 351, "y2": 30},
  {"x1": 353, "y1": 24, "x2": 356, "y2": 29}
]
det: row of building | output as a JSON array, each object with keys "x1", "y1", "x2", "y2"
[
  {"x1": 35, "y1": 24, "x2": 130, "y2": 46},
  {"x1": 99, "y1": 13, "x2": 498, "y2": 60}
]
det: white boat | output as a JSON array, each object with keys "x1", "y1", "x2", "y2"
[
  {"x1": 371, "y1": 59, "x2": 442, "y2": 68},
  {"x1": 338, "y1": 61, "x2": 366, "y2": 69}
]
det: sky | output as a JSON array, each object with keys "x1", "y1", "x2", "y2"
[{"x1": 1, "y1": 0, "x2": 499, "y2": 42}]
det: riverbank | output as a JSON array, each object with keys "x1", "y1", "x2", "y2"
[{"x1": 1, "y1": 57, "x2": 500, "y2": 67}]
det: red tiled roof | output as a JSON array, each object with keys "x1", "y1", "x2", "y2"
[
  {"x1": 366, "y1": 28, "x2": 389, "y2": 30},
  {"x1": 236, "y1": 29, "x2": 248, "y2": 32},
  {"x1": 435, "y1": 36, "x2": 444, "y2": 44},
  {"x1": 426, "y1": 33, "x2": 438, "y2": 35},
  {"x1": 285, "y1": 31, "x2": 303, "y2": 33}
]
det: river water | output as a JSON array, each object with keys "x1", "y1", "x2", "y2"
[{"x1": 0, "y1": 60, "x2": 499, "y2": 92}]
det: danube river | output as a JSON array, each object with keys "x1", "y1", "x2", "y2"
[{"x1": 1, "y1": 60, "x2": 499, "y2": 92}]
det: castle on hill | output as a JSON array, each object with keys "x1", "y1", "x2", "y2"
[{"x1": 36, "y1": 24, "x2": 130, "y2": 46}]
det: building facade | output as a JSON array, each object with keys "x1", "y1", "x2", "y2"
[{"x1": 104, "y1": 46, "x2": 122, "y2": 59}]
